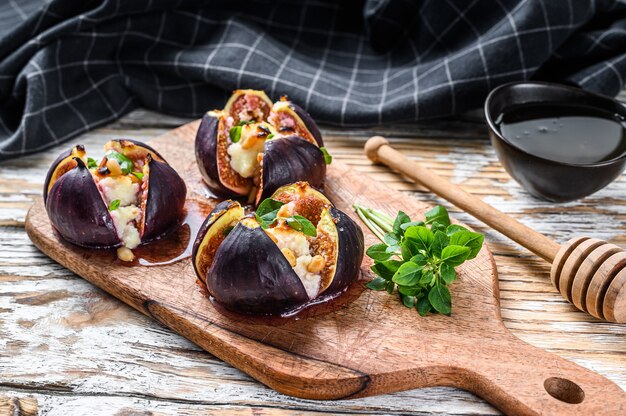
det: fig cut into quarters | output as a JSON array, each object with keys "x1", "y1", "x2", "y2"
[
  {"x1": 192, "y1": 182, "x2": 364, "y2": 315},
  {"x1": 195, "y1": 89, "x2": 328, "y2": 205},
  {"x1": 44, "y1": 139, "x2": 186, "y2": 260}
]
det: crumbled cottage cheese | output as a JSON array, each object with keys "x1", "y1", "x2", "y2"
[
  {"x1": 227, "y1": 138, "x2": 265, "y2": 178},
  {"x1": 266, "y1": 226, "x2": 320, "y2": 299},
  {"x1": 98, "y1": 175, "x2": 142, "y2": 249}
]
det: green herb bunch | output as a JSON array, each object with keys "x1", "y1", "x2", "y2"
[{"x1": 353, "y1": 204, "x2": 484, "y2": 316}]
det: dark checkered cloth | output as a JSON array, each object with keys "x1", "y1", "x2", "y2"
[{"x1": 1, "y1": 0, "x2": 626, "y2": 160}]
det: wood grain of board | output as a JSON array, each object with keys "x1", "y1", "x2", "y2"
[
  {"x1": 24, "y1": 120, "x2": 626, "y2": 415},
  {"x1": 2, "y1": 108, "x2": 626, "y2": 415}
]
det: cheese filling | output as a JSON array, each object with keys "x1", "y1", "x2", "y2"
[
  {"x1": 227, "y1": 123, "x2": 275, "y2": 179},
  {"x1": 98, "y1": 176, "x2": 142, "y2": 249},
  {"x1": 266, "y1": 226, "x2": 321, "y2": 299}
]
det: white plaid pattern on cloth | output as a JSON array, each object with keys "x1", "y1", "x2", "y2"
[{"x1": 0, "y1": 0, "x2": 625, "y2": 159}]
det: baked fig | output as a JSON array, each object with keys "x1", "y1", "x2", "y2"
[
  {"x1": 192, "y1": 182, "x2": 364, "y2": 315},
  {"x1": 268, "y1": 96, "x2": 323, "y2": 147},
  {"x1": 44, "y1": 139, "x2": 186, "y2": 260},
  {"x1": 195, "y1": 90, "x2": 329, "y2": 204}
]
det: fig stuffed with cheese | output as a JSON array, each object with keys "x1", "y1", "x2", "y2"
[
  {"x1": 192, "y1": 182, "x2": 364, "y2": 315},
  {"x1": 195, "y1": 89, "x2": 329, "y2": 205},
  {"x1": 44, "y1": 139, "x2": 186, "y2": 261}
]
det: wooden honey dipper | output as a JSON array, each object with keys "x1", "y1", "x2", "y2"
[{"x1": 365, "y1": 136, "x2": 626, "y2": 323}]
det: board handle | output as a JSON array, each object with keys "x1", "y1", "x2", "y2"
[{"x1": 456, "y1": 328, "x2": 626, "y2": 415}]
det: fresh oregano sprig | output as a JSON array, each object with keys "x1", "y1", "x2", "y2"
[{"x1": 353, "y1": 204, "x2": 484, "y2": 316}]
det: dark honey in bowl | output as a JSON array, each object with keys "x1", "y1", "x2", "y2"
[{"x1": 495, "y1": 103, "x2": 626, "y2": 165}]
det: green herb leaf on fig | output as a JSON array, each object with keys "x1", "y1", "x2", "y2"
[
  {"x1": 109, "y1": 199, "x2": 121, "y2": 211},
  {"x1": 132, "y1": 172, "x2": 144, "y2": 180},
  {"x1": 266, "y1": 133, "x2": 275, "y2": 140},
  {"x1": 87, "y1": 157, "x2": 98, "y2": 169},
  {"x1": 237, "y1": 120, "x2": 255, "y2": 126},
  {"x1": 285, "y1": 215, "x2": 317, "y2": 237},
  {"x1": 320, "y1": 147, "x2": 332, "y2": 164},
  {"x1": 229, "y1": 126, "x2": 242, "y2": 143},
  {"x1": 105, "y1": 151, "x2": 133, "y2": 175},
  {"x1": 255, "y1": 198, "x2": 284, "y2": 229}
]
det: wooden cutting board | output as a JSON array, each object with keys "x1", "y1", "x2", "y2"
[{"x1": 25, "y1": 121, "x2": 626, "y2": 415}]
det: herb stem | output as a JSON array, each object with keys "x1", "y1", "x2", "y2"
[
  {"x1": 353, "y1": 204, "x2": 394, "y2": 234},
  {"x1": 354, "y1": 205, "x2": 386, "y2": 242}
]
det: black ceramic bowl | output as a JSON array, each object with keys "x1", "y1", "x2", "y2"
[{"x1": 485, "y1": 81, "x2": 626, "y2": 202}]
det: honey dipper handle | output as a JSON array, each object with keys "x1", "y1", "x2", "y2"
[{"x1": 365, "y1": 136, "x2": 561, "y2": 262}]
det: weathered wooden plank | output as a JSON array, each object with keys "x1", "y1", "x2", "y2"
[{"x1": 1, "y1": 107, "x2": 625, "y2": 414}]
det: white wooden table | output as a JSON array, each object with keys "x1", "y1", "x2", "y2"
[{"x1": 1, "y1": 107, "x2": 625, "y2": 415}]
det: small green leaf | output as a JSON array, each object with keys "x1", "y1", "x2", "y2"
[
  {"x1": 366, "y1": 243, "x2": 393, "y2": 261},
  {"x1": 383, "y1": 232, "x2": 400, "y2": 247},
  {"x1": 398, "y1": 285, "x2": 422, "y2": 296},
  {"x1": 409, "y1": 253, "x2": 428, "y2": 266},
  {"x1": 108, "y1": 199, "x2": 121, "y2": 211},
  {"x1": 401, "y1": 239, "x2": 417, "y2": 261},
  {"x1": 286, "y1": 215, "x2": 317, "y2": 237},
  {"x1": 366, "y1": 277, "x2": 387, "y2": 291},
  {"x1": 255, "y1": 198, "x2": 284, "y2": 228},
  {"x1": 237, "y1": 120, "x2": 255, "y2": 126},
  {"x1": 431, "y1": 230, "x2": 449, "y2": 257},
  {"x1": 400, "y1": 220, "x2": 424, "y2": 231},
  {"x1": 425, "y1": 205, "x2": 451, "y2": 227},
  {"x1": 428, "y1": 283, "x2": 452, "y2": 315},
  {"x1": 429, "y1": 221, "x2": 447, "y2": 233},
  {"x1": 449, "y1": 230, "x2": 484, "y2": 260},
  {"x1": 266, "y1": 133, "x2": 275, "y2": 140},
  {"x1": 371, "y1": 260, "x2": 403, "y2": 280},
  {"x1": 105, "y1": 151, "x2": 133, "y2": 175},
  {"x1": 404, "y1": 226, "x2": 434, "y2": 253},
  {"x1": 416, "y1": 296, "x2": 431, "y2": 316},
  {"x1": 419, "y1": 270, "x2": 434, "y2": 286},
  {"x1": 393, "y1": 211, "x2": 411, "y2": 236},
  {"x1": 132, "y1": 172, "x2": 144, "y2": 180},
  {"x1": 446, "y1": 224, "x2": 469, "y2": 236},
  {"x1": 385, "y1": 280, "x2": 395, "y2": 294},
  {"x1": 440, "y1": 263, "x2": 457, "y2": 284},
  {"x1": 229, "y1": 125, "x2": 242, "y2": 142},
  {"x1": 392, "y1": 262, "x2": 422, "y2": 286},
  {"x1": 87, "y1": 157, "x2": 98, "y2": 169},
  {"x1": 401, "y1": 294, "x2": 415, "y2": 308},
  {"x1": 320, "y1": 147, "x2": 333, "y2": 164},
  {"x1": 440, "y1": 245, "x2": 471, "y2": 266}
]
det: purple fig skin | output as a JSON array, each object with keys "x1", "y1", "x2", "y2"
[
  {"x1": 191, "y1": 199, "x2": 238, "y2": 279},
  {"x1": 288, "y1": 102, "x2": 324, "y2": 147},
  {"x1": 43, "y1": 146, "x2": 80, "y2": 203},
  {"x1": 322, "y1": 206, "x2": 365, "y2": 297},
  {"x1": 257, "y1": 136, "x2": 326, "y2": 205},
  {"x1": 141, "y1": 156, "x2": 187, "y2": 243},
  {"x1": 45, "y1": 158, "x2": 121, "y2": 249},
  {"x1": 194, "y1": 113, "x2": 236, "y2": 197},
  {"x1": 206, "y1": 221, "x2": 310, "y2": 315}
]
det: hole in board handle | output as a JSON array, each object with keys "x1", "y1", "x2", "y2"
[{"x1": 544, "y1": 377, "x2": 585, "y2": 404}]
